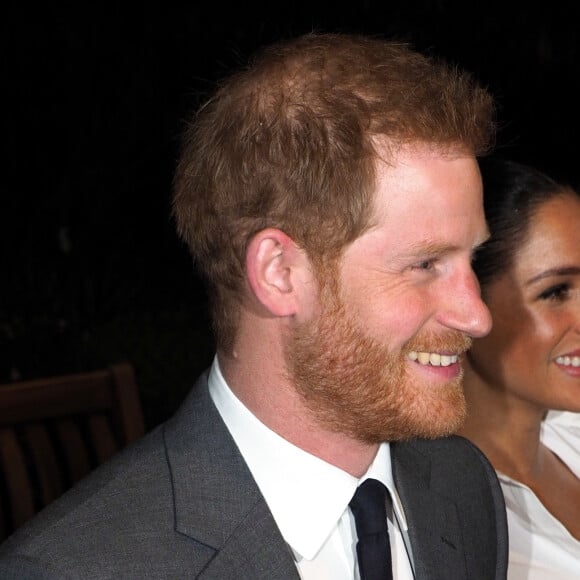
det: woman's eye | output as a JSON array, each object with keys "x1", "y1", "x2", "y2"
[{"x1": 538, "y1": 283, "x2": 570, "y2": 302}]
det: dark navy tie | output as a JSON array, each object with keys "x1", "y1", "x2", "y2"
[{"x1": 349, "y1": 479, "x2": 393, "y2": 580}]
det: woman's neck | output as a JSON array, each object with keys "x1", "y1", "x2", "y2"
[{"x1": 458, "y1": 369, "x2": 546, "y2": 481}]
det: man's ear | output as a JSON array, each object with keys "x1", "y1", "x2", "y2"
[{"x1": 246, "y1": 228, "x2": 310, "y2": 317}]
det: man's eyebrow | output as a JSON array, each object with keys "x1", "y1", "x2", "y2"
[
  {"x1": 526, "y1": 266, "x2": 580, "y2": 286},
  {"x1": 402, "y1": 241, "x2": 459, "y2": 256}
]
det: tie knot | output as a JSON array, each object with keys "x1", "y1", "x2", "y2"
[{"x1": 349, "y1": 479, "x2": 389, "y2": 538}]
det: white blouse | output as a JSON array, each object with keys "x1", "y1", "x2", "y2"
[{"x1": 498, "y1": 411, "x2": 580, "y2": 579}]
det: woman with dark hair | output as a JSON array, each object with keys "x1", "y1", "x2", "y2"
[{"x1": 459, "y1": 158, "x2": 580, "y2": 579}]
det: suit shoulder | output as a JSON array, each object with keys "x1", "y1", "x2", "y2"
[
  {"x1": 404, "y1": 435, "x2": 495, "y2": 470},
  {"x1": 392, "y1": 436, "x2": 508, "y2": 578},
  {"x1": 0, "y1": 425, "x2": 172, "y2": 568},
  {"x1": 393, "y1": 435, "x2": 503, "y2": 501}
]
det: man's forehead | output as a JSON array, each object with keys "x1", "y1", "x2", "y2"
[{"x1": 361, "y1": 148, "x2": 486, "y2": 250}]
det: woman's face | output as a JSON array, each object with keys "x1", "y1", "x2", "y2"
[{"x1": 468, "y1": 193, "x2": 580, "y2": 412}]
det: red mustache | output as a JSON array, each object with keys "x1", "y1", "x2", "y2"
[{"x1": 404, "y1": 331, "x2": 472, "y2": 355}]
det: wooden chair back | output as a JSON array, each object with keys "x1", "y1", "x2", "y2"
[{"x1": 0, "y1": 363, "x2": 145, "y2": 541}]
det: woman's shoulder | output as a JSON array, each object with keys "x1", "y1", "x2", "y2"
[{"x1": 542, "y1": 412, "x2": 580, "y2": 478}]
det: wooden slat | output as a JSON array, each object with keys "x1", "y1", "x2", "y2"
[
  {"x1": 0, "y1": 428, "x2": 35, "y2": 528},
  {"x1": 110, "y1": 364, "x2": 145, "y2": 444},
  {"x1": 24, "y1": 424, "x2": 64, "y2": 506},
  {"x1": 0, "y1": 492, "x2": 6, "y2": 542},
  {"x1": 88, "y1": 414, "x2": 117, "y2": 464},
  {"x1": 55, "y1": 420, "x2": 91, "y2": 484}
]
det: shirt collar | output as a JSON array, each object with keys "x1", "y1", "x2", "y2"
[{"x1": 208, "y1": 355, "x2": 408, "y2": 560}]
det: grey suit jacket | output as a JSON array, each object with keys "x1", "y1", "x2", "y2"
[{"x1": 0, "y1": 371, "x2": 508, "y2": 579}]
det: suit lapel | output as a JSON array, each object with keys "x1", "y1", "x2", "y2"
[
  {"x1": 198, "y1": 499, "x2": 299, "y2": 579},
  {"x1": 392, "y1": 442, "x2": 468, "y2": 580},
  {"x1": 163, "y1": 373, "x2": 299, "y2": 579}
]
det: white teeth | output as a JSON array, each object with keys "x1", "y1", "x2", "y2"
[
  {"x1": 556, "y1": 356, "x2": 580, "y2": 367},
  {"x1": 407, "y1": 351, "x2": 458, "y2": 367},
  {"x1": 440, "y1": 355, "x2": 453, "y2": 367}
]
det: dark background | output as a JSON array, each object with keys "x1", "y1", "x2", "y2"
[{"x1": 2, "y1": 1, "x2": 579, "y2": 429}]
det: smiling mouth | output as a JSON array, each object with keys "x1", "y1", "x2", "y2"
[
  {"x1": 555, "y1": 356, "x2": 580, "y2": 368},
  {"x1": 407, "y1": 351, "x2": 459, "y2": 367}
]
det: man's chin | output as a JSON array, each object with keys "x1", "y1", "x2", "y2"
[
  {"x1": 360, "y1": 385, "x2": 467, "y2": 443},
  {"x1": 406, "y1": 394, "x2": 467, "y2": 440}
]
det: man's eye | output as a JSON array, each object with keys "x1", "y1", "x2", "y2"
[{"x1": 413, "y1": 260, "x2": 435, "y2": 271}]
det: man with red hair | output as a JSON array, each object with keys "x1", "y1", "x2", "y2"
[{"x1": 0, "y1": 33, "x2": 507, "y2": 579}]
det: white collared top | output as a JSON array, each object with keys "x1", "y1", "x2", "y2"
[
  {"x1": 498, "y1": 411, "x2": 580, "y2": 580},
  {"x1": 208, "y1": 356, "x2": 415, "y2": 580}
]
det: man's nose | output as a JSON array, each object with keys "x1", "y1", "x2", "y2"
[{"x1": 439, "y1": 269, "x2": 492, "y2": 338}]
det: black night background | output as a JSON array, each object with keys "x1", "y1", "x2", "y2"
[{"x1": 2, "y1": 1, "x2": 580, "y2": 428}]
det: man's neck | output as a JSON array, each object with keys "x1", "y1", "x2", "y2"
[{"x1": 218, "y1": 349, "x2": 379, "y2": 478}]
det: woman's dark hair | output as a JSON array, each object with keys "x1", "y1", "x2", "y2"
[{"x1": 473, "y1": 157, "x2": 570, "y2": 291}]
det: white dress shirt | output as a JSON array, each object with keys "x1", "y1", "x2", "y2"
[
  {"x1": 208, "y1": 356, "x2": 415, "y2": 579},
  {"x1": 498, "y1": 411, "x2": 580, "y2": 580}
]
